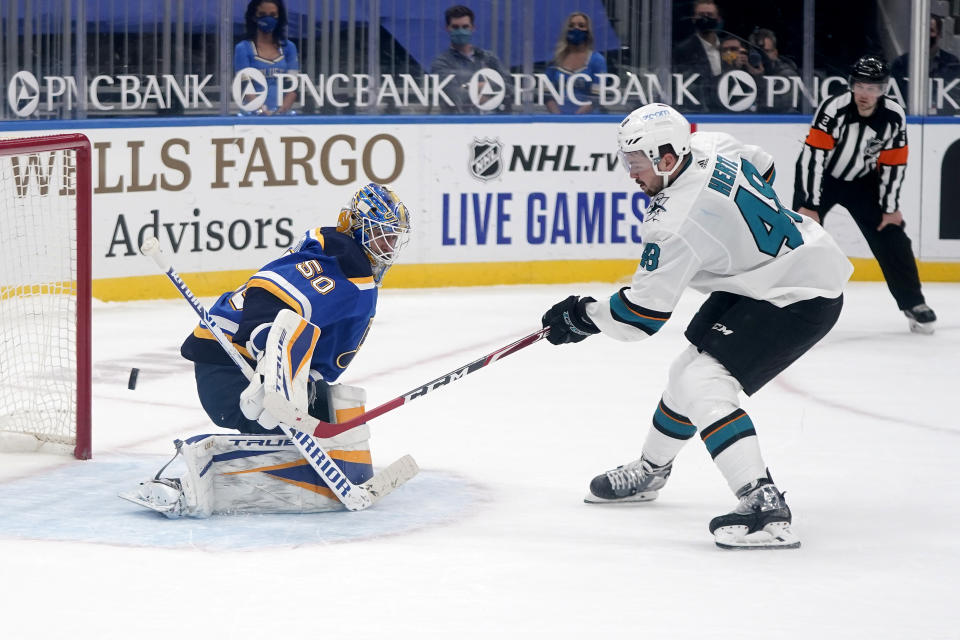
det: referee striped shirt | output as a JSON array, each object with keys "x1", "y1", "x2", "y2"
[{"x1": 795, "y1": 91, "x2": 908, "y2": 212}]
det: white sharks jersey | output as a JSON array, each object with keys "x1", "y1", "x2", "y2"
[{"x1": 586, "y1": 131, "x2": 853, "y2": 341}]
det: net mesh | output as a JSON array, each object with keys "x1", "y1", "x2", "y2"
[{"x1": 0, "y1": 147, "x2": 78, "y2": 447}]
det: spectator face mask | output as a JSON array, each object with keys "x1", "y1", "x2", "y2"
[
  {"x1": 449, "y1": 27, "x2": 473, "y2": 46},
  {"x1": 256, "y1": 15, "x2": 278, "y2": 33},
  {"x1": 693, "y1": 15, "x2": 723, "y2": 33},
  {"x1": 566, "y1": 28, "x2": 588, "y2": 45},
  {"x1": 721, "y1": 44, "x2": 743, "y2": 66}
]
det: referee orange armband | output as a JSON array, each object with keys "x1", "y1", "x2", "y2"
[
  {"x1": 878, "y1": 145, "x2": 908, "y2": 166},
  {"x1": 804, "y1": 128, "x2": 835, "y2": 150}
]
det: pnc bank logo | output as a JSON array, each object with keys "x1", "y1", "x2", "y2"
[
  {"x1": 718, "y1": 70, "x2": 757, "y2": 112},
  {"x1": 468, "y1": 68, "x2": 506, "y2": 111},
  {"x1": 7, "y1": 71, "x2": 41, "y2": 117},
  {"x1": 232, "y1": 67, "x2": 269, "y2": 112}
]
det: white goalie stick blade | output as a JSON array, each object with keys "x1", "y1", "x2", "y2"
[
  {"x1": 713, "y1": 522, "x2": 801, "y2": 550},
  {"x1": 361, "y1": 455, "x2": 419, "y2": 504}
]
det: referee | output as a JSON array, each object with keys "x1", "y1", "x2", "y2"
[{"x1": 794, "y1": 55, "x2": 937, "y2": 334}]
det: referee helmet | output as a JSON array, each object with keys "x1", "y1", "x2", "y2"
[{"x1": 849, "y1": 55, "x2": 889, "y2": 84}]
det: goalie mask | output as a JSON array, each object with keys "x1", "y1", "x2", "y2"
[
  {"x1": 338, "y1": 183, "x2": 412, "y2": 284},
  {"x1": 617, "y1": 103, "x2": 692, "y2": 188}
]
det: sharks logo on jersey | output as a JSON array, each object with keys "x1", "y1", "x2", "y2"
[{"x1": 646, "y1": 194, "x2": 669, "y2": 221}]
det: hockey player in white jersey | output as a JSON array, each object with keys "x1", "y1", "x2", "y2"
[{"x1": 541, "y1": 104, "x2": 853, "y2": 549}]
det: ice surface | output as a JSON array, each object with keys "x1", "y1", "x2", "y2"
[{"x1": 1, "y1": 282, "x2": 958, "y2": 639}]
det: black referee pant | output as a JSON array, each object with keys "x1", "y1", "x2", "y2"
[{"x1": 795, "y1": 174, "x2": 925, "y2": 311}]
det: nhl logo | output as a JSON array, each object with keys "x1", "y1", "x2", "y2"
[
  {"x1": 469, "y1": 138, "x2": 503, "y2": 182},
  {"x1": 865, "y1": 137, "x2": 884, "y2": 158}
]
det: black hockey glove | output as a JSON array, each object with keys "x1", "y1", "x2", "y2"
[{"x1": 542, "y1": 295, "x2": 600, "y2": 345}]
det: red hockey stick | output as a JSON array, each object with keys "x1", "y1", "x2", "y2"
[{"x1": 301, "y1": 327, "x2": 550, "y2": 438}]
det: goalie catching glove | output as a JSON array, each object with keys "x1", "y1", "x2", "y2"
[
  {"x1": 542, "y1": 295, "x2": 600, "y2": 345},
  {"x1": 239, "y1": 308, "x2": 321, "y2": 430}
]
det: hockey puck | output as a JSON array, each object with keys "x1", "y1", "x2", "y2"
[{"x1": 128, "y1": 368, "x2": 140, "y2": 390}]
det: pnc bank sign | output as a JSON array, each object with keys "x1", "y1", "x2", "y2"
[{"x1": 8, "y1": 68, "x2": 953, "y2": 116}]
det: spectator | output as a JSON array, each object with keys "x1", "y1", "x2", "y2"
[
  {"x1": 891, "y1": 14, "x2": 960, "y2": 113},
  {"x1": 714, "y1": 34, "x2": 763, "y2": 113},
  {"x1": 719, "y1": 34, "x2": 763, "y2": 77},
  {"x1": 673, "y1": 0, "x2": 725, "y2": 112},
  {"x1": 793, "y1": 55, "x2": 937, "y2": 334},
  {"x1": 429, "y1": 5, "x2": 513, "y2": 114},
  {"x1": 235, "y1": 0, "x2": 299, "y2": 115},
  {"x1": 544, "y1": 12, "x2": 608, "y2": 114},
  {"x1": 749, "y1": 28, "x2": 800, "y2": 77},
  {"x1": 748, "y1": 28, "x2": 801, "y2": 113}
]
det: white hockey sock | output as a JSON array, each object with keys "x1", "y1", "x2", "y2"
[
  {"x1": 699, "y1": 409, "x2": 767, "y2": 493},
  {"x1": 641, "y1": 398, "x2": 697, "y2": 466}
]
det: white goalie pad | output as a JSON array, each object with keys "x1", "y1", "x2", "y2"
[
  {"x1": 122, "y1": 382, "x2": 374, "y2": 518},
  {"x1": 135, "y1": 428, "x2": 372, "y2": 517}
]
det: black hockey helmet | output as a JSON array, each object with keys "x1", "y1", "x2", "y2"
[{"x1": 849, "y1": 55, "x2": 889, "y2": 84}]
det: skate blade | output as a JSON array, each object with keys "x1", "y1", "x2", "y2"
[
  {"x1": 713, "y1": 522, "x2": 800, "y2": 550},
  {"x1": 118, "y1": 490, "x2": 181, "y2": 518},
  {"x1": 908, "y1": 320, "x2": 935, "y2": 335},
  {"x1": 584, "y1": 490, "x2": 658, "y2": 504}
]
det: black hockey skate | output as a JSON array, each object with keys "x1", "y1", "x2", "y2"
[
  {"x1": 904, "y1": 303, "x2": 937, "y2": 334},
  {"x1": 584, "y1": 457, "x2": 672, "y2": 504},
  {"x1": 709, "y1": 474, "x2": 799, "y2": 550}
]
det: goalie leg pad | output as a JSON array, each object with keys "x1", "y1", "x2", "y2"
[
  {"x1": 202, "y1": 433, "x2": 373, "y2": 514},
  {"x1": 124, "y1": 424, "x2": 375, "y2": 518},
  {"x1": 125, "y1": 375, "x2": 377, "y2": 517},
  {"x1": 211, "y1": 384, "x2": 374, "y2": 513}
]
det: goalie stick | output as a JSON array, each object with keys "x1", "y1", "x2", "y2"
[{"x1": 140, "y1": 236, "x2": 417, "y2": 512}]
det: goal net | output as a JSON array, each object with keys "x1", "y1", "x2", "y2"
[{"x1": 0, "y1": 134, "x2": 91, "y2": 459}]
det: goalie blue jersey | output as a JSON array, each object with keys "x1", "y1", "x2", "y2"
[{"x1": 181, "y1": 227, "x2": 378, "y2": 382}]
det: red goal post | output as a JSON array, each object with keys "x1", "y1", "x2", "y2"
[{"x1": 0, "y1": 133, "x2": 92, "y2": 459}]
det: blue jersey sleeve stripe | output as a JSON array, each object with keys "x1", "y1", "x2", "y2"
[
  {"x1": 349, "y1": 276, "x2": 376, "y2": 289},
  {"x1": 210, "y1": 313, "x2": 239, "y2": 333},
  {"x1": 192, "y1": 326, "x2": 255, "y2": 360},
  {"x1": 247, "y1": 271, "x2": 313, "y2": 318},
  {"x1": 247, "y1": 277, "x2": 304, "y2": 315}
]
